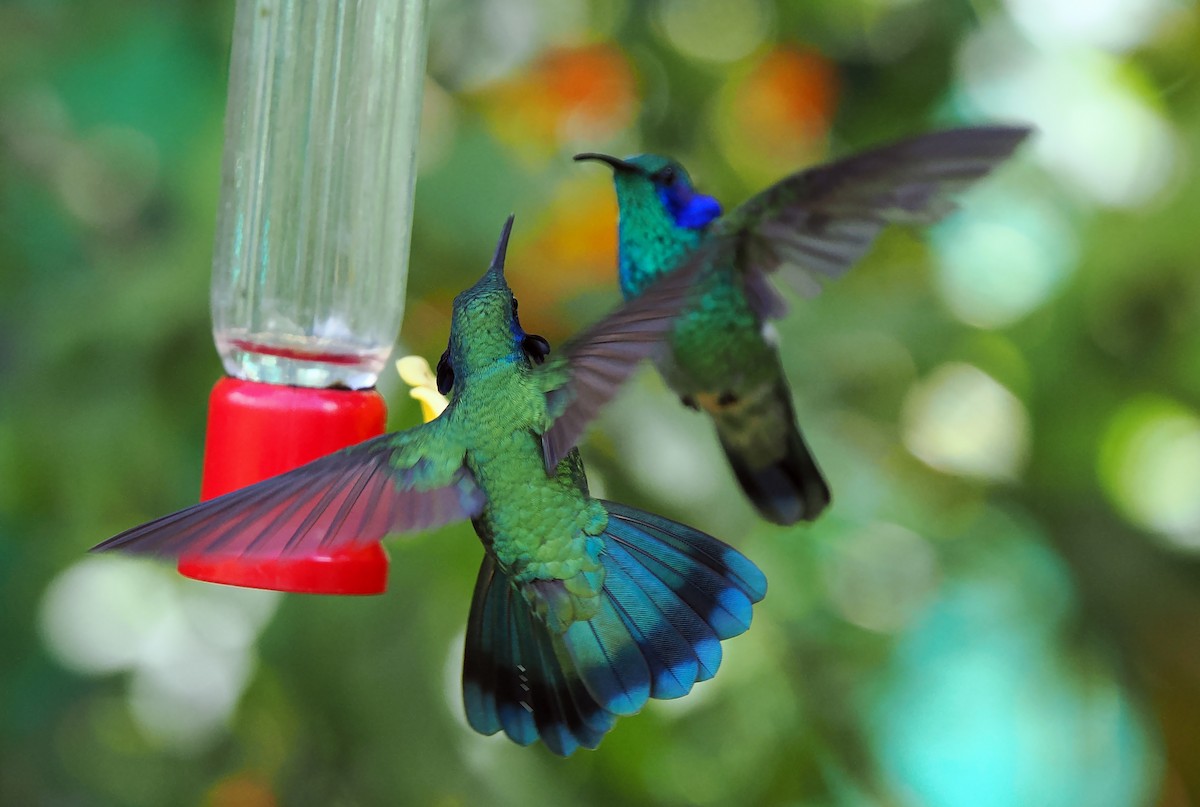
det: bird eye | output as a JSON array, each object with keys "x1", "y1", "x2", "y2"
[
  {"x1": 522, "y1": 334, "x2": 551, "y2": 365},
  {"x1": 654, "y1": 165, "x2": 677, "y2": 185},
  {"x1": 435, "y1": 349, "x2": 454, "y2": 394}
]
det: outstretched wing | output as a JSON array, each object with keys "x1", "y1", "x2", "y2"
[
  {"x1": 708, "y1": 125, "x2": 1031, "y2": 316},
  {"x1": 91, "y1": 419, "x2": 486, "y2": 560},
  {"x1": 536, "y1": 261, "x2": 702, "y2": 473}
]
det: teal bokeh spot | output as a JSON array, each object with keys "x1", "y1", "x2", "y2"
[{"x1": 872, "y1": 534, "x2": 1158, "y2": 807}]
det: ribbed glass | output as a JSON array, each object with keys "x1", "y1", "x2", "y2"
[{"x1": 211, "y1": 0, "x2": 428, "y2": 389}]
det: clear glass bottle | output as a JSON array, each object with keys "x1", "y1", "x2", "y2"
[{"x1": 211, "y1": 0, "x2": 428, "y2": 389}]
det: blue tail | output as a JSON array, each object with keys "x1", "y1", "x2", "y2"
[
  {"x1": 461, "y1": 503, "x2": 766, "y2": 755},
  {"x1": 462, "y1": 555, "x2": 616, "y2": 755}
]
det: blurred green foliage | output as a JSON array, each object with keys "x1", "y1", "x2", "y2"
[{"x1": 3, "y1": 0, "x2": 1200, "y2": 805}]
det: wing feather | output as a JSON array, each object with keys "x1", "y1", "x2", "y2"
[
  {"x1": 707, "y1": 125, "x2": 1032, "y2": 315},
  {"x1": 92, "y1": 421, "x2": 486, "y2": 560},
  {"x1": 537, "y1": 259, "x2": 702, "y2": 472}
]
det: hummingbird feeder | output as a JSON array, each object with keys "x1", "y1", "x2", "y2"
[{"x1": 179, "y1": 0, "x2": 429, "y2": 594}]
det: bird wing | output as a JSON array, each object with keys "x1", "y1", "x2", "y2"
[
  {"x1": 535, "y1": 260, "x2": 702, "y2": 473},
  {"x1": 91, "y1": 417, "x2": 486, "y2": 560},
  {"x1": 705, "y1": 125, "x2": 1032, "y2": 317}
]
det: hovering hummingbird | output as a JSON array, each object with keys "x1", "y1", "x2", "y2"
[
  {"x1": 92, "y1": 216, "x2": 766, "y2": 756},
  {"x1": 576, "y1": 125, "x2": 1032, "y2": 525}
]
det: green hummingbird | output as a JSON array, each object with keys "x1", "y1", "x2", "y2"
[
  {"x1": 576, "y1": 125, "x2": 1031, "y2": 525},
  {"x1": 92, "y1": 216, "x2": 767, "y2": 756}
]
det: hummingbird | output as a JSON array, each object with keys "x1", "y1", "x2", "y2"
[
  {"x1": 92, "y1": 216, "x2": 767, "y2": 756},
  {"x1": 576, "y1": 125, "x2": 1031, "y2": 525}
]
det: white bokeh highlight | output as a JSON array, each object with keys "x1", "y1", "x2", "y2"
[
  {"x1": 1101, "y1": 399, "x2": 1200, "y2": 548},
  {"x1": 822, "y1": 522, "x2": 940, "y2": 633},
  {"x1": 1004, "y1": 0, "x2": 1183, "y2": 53},
  {"x1": 932, "y1": 188, "x2": 1078, "y2": 329},
  {"x1": 957, "y1": 17, "x2": 1179, "y2": 209},
  {"x1": 39, "y1": 556, "x2": 279, "y2": 750},
  {"x1": 903, "y1": 363, "x2": 1030, "y2": 481}
]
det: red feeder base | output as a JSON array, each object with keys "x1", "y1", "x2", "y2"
[
  {"x1": 180, "y1": 376, "x2": 391, "y2": 595},
  {"x1": 178, "y1": 543, "x2": 390, "y2": 595}
]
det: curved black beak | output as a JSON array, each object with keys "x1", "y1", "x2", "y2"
[{"x1": 574, "y1": 152, "x2": 638, "y2": 173}]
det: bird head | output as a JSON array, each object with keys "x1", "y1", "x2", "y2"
[
  {"x1": 441, "y1": 216, "x2": 550, "y2": 396},
  {"x1": 574, "y1": 152, "x2": 722, "y2": 230}
]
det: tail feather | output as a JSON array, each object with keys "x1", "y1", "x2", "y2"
[
  {"x1": 547, "y1": 637, "x2": 617, "y2": 742},
  {"x1": 464, "y1": 556, "x2": 613, "y2": 755},
  {"x1": 531, "y1": 621, "x2": 614, "y2": 751},
  {"x1": 713, "y1": 378, "x2": 831, "y2": 526},
  {"x1": 583, "y1": 564, "x2": 702, "y2": 701},
  {"x1": 462, "y1": 504, "x2": 767, "y2": 755},
  {"x1": 564, "y1": 599, "x2": 652, "y2": 716},
  {"x1": 606, "y1": 506, "x2": 767, "y2": 602},
  {"x1": 493, "y1": 583, "x2": 539, "y2": 746},
  {"x1": 462, "y1": 557, "x2": 503, "y2": 736},
  {"x1": 462, "y1": 556, "x2": 543, "y2": 747},
  {"x1": 511, "y1": 596, "x2": 580, "y2": 755},
  {"x1": 604, "y1": 540, "x2": 720, "y2": 682},
  {"x1": 607, "y1": 517, "x2": 755, "y2": 640}
]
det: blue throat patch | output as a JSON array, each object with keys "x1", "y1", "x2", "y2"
[{"x1": 657, "y1": 185, "x2": 722, "y2": 230}]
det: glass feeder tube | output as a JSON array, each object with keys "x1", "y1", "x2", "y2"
[{"x1": 179, "y1": 0, "x2": 429, "y2": 595}]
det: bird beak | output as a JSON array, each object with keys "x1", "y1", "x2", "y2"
[
  {"x1": 574, "y1": 152, "x2": 638, "y2": 173},
  {"x1": 487, "y1": 214, "x2": 515, "y2": 280}
]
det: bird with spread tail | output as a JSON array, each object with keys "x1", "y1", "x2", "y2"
[
  {"x1": 577, "y1": 125, "x2": 1032, "y2": 525},
  {"x1": 92, "y1": 216, "x2": 767, "y2": 756}
]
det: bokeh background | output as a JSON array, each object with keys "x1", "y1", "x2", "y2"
[{"x1": 3, "y1": 0, "x2": 1200, "y2": 804}]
